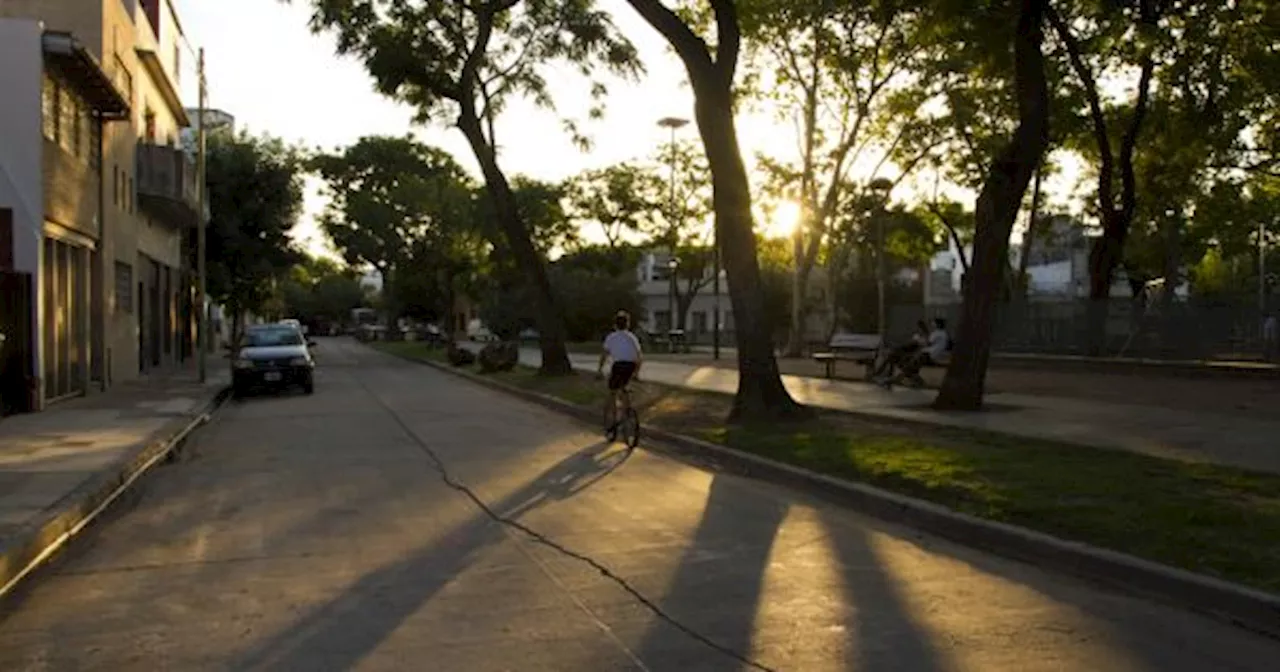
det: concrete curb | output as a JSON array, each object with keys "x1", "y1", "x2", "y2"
[
  {"x1": 393, "y1": 350, "x2": 1280, "y2": 639},
  {"x1": 0, "y1": 384, "x2": 233, "y2": 600},
  {"x1": 991, "y1": 352, "x2": 1280, "y2": 380}
]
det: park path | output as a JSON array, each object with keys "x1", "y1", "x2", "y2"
[
  {"x1": 514, "y1": 347, "x2": 1280, "y2": 476},
  {"x1": 1, "y1": 338, "x2": 1276, "y2": 670}
]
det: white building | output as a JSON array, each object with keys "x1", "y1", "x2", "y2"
[{"x1": 634, "y1": 250, "x2": 731, "y2": 342}]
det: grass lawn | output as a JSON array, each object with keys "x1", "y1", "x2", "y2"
[{"x1": 373, "y1": 339, "x2": 1280, "y2": 594}]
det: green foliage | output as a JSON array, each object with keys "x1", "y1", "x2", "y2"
[
  {"x1": 475, "y1": 176, "x2": 578, "y2": 264},
  {"x1": 203, "y1": 132, "x2": 305, "y2": 319},
  {"x1": 279, "y1": 256, "x2": 368, "y2": 326},
  {"x1": 302, "y1": 0, "x2": 642, "y2": 149},
  {"x1": 313, "y1": 135, "x2": 473, "y2": 276},
  {"x1": 563, "y1": 162, "x2": 664, "y2": 246},
  {"x1": 480, "y1": 255, "x2": 644, "y2": 342},
  {"x1": 554, "y1": 243, "x2": 645, "y2": 277}
]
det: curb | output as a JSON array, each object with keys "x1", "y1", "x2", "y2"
[
  {"x1": 0, "y1": 384, "x2": 233, "y2": 600},
  {"x1": 991, "y1": 352, "x2": 1280, "y2": 381},
  {"x1": 390, "y1": 348, "x2": 1280, "y2": 639}
]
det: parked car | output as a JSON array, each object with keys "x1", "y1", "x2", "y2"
[
  {"x1": 232, "y1": 324, "x2": 317, "y2": 397},
  {"x1": 279, "y1": 317, "x2": 309, "y2": 335}
]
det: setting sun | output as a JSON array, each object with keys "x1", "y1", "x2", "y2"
[{"x1": 764, "y1": 200, "x2": 802, "y2": 239}]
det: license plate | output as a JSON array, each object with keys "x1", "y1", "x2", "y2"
[{"x1": 264, "y1": 372, "x2": 282, "y2": 382}]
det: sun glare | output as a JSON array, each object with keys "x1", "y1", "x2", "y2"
[{"x1": 766, "y1": 201, "x2": 802, "y2": 239}]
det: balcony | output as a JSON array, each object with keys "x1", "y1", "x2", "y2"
[{"x1": 136, "y1": 142, "x2": 198, "y2": 228}]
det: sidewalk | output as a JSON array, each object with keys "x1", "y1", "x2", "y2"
[
  {"x1": 515, "y1": 347, "x2": 1280, "y2": 476},
  {"x1": 0, "y1": 368, "x2": 229, "y2": 594}
]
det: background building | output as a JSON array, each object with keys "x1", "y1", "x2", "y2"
[{"x1": 0, "y1": 0, "x2": 198, "y2": 412}]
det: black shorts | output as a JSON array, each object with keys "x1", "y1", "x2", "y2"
[{"x1": 608, "y1": 361, "x2": 637, "y2": 390}]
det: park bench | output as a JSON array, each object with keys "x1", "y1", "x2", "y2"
[{"x1": 812, "y1": 332, "x2": 883, "y2": 379}]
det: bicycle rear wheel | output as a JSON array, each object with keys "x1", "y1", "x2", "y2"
[
  {"x1": 603, "y1": 399, "x2": 618, "y2": 441},
  {"x1": 620, "y1": 407, "x2": 640, "y2": 449}
]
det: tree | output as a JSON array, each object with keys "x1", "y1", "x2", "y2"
[
  {"x1": 312, "y1": 135, "x2": 474, "y2": 331},
  {"x1": 302, "y1": 0, "x2": 641, "y2": 375},
  {"x1": 203, "y1": 132, "x2": 306, "y2": 342},
  {"x1": 279, "y1": 256, "x2": 368, "y2": 328},
  {"x1": 933, "y1": 0, "x2": 1051, "y2": 410},
  {"x1": 642, "y1": 140, "x2": 716, "y2": 332},
  {"x1": 622, "y1": 0, "x2": 805, "y2": 420},
  {"x1": 738, "y1": 0, "x2": 936, "y2": 356},
  {"x1": 1044, "y1": 0, "x2": 1163, "y2": 350},
  {"x1": 564, "y1": 162, "x2": 663, "y2": 247},
  {"x1": 481, "y1": 246, "x2": 646, "y2": 342}
]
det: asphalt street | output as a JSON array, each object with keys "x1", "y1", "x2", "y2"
[{"x1": 0, "y1": 338, "x2": 1276, "y2": 671}]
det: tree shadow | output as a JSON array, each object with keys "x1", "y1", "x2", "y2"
[
  {"x1": 630, "y1": 474, "x2": 787, "y2": 670},
  {"x1": 813, "y1": 509, "x2": 946, "y2": 671},
  {"x1": 814, "y1": 507, "x2": 1280, "y2": 671},
  {"x1": 228, "y1": 440, "x2": 635, "y2": 671}
]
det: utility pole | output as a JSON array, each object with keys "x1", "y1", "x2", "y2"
[
  {"x1": 196, "y1": 48, "x2": 208, "y2": 383},
  {"x1": 1260, "y1": 218, "x2": 1268, "y2": 314}
]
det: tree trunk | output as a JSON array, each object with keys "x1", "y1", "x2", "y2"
[
  {"x1": 456, "y1": 112, "x2": 572, "y2": 375},
  {"x1": 1017, "y1": 161, "x2": 1043, "y2": 301},
  {"x1": 786, "y1": 259, "x2": 810, "y2": 357},
  {"x1": 624, "y1": 0, "x2": 804, "y2": 419},
  {"x1": 1086, "y1": 219, "x2": 1124, "y2": 355},
  {"x1": 935, "y1": 0, "x2": 1051, "y2": 411},
  {"x1": 696, "y1": 87, "x2": 806, "y2": 420}
]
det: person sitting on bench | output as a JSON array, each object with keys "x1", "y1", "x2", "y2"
[
  {"x1": 884, "y1": 318, "x2": 950, "y2": 387},
  {"x1": 872, "y1": 320, "x2": 929, "y2": 381}
]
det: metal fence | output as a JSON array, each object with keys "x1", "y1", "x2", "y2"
[{"x1": 890, "y1": 297, "x2": 1272, "y2": 361}]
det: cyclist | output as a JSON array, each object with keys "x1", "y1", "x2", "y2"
[{"x1": 597, "y1": 310, "x2": 643, "y2": 434}]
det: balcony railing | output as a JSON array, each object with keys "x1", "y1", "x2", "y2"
[{"x1": 136, "y1": 142, "x2": 198, "y2": 226}]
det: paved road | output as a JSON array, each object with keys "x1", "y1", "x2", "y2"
[
  {"x1": 1, "y1": 338, "x2": 1275, "y2": 671},
  {"x1": 510, "y1": 347, "x2": 1280, "y2": 475}
]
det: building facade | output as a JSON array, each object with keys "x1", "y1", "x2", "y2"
[
  {"x1": 0, "y1": 0, "x2": 196, "y2": 412},
  {"x1": 634, "y1": 250, "x2": 733, "y2": 343}
]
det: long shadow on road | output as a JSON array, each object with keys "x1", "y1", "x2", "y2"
[
  {"x1": 629, "y1": 475, "x2": 786, "y2": 671},
  {"x1": 229, "y1": 440, "x2": 637, "y2": 671}
]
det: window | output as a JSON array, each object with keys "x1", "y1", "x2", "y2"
[
  {"x1": 654, "y1": 311, "x2": 672, "y2": 333},
  {"x1": 114, "y1": 262, "x2": 133, "y2": 313},
  {"x1": 692, "y1": 311, "x2": 708, "y2": 334},
  {"x1": 243, "y1": 327, "x2": 305, "y2": 348},
  {"x1": 58, "y1": 87, "x2": 76, "y2": 152},
  {"x1": 41, "y1": 72, "x2": 57, "y2": 140},
  {"x1": 173, "y1": 44, "x2": 180, "y2": 86},
  {"x1": 69, "y1": 95, "x2": 83, "y2": 156},
  {"x1": 144, "y1": 109, "x2": 156, "y2": 142},
  {"x1": 113, "y1": 166, "x2": 119, "y2": 206}
]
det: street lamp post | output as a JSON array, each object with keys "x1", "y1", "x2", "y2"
[
  {"x1": 196, "y1": 48, "x2": 208, "y2": 383},
  {"x1": 667, "y1": 257, "x2": 679, "y2": 348},
  {"x1": 712, "y1": 234, "x2": 721, "y2": 360},
  {"x1": 657, "y1": 116, "x2": 691, "y2": 353},
  {"x1": 869, "y1": 178, "x2": 893, "y2": 342}
]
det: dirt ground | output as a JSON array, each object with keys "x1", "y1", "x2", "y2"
[{"x1": 646, "y1": 353, "x2": 1280, "y2": 418}]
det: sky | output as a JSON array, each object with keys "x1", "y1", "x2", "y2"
[{"x1": 172, "y1": 0, "x2": 1081, "y2": 262}]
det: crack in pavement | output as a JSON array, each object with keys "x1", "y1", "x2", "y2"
[{"x1": 352, "y1": 370, "x2": 780, "y2": 672}]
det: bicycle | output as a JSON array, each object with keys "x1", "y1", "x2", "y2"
[{"x1": 602, "y1": 381, "x2": 640, "y2": 449}]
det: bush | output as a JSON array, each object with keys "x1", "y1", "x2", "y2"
[
  {"x1": 478, "y1": 341, "x2": 519, "y2": 373},
  {"x1": 446, "y1": 342, "x2": 476, "y2": 366}
]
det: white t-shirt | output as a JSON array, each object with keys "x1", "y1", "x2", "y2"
[
  {"x1": 925, "y1": 329, "x2": 949, "y2": 359},
  {"x1": 603, "y1": 330, "x2": 642, "y2": 363}
]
